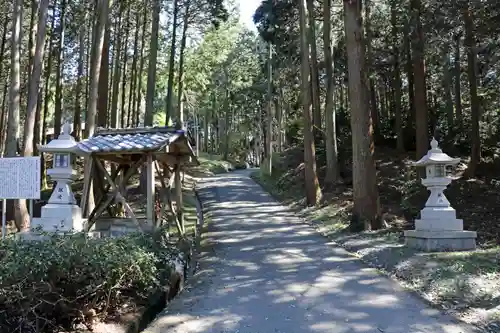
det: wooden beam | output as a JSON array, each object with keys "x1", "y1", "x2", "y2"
[
  {"x1": 154, "y1": 161, "x2": 167, "y2": 229},
  {"x1": 94, "y1": 158, "x2": 144, "y2": 232},
  {"x1": 174, "y1": 164, "x2": 184, "y2": 234},
  {"x1": 80, "y1": 157, "x2": 94, "y2": 218},
  {"x1": 92, "y1": 153, "x2": 143, "y2": 164},
  {"x1": 86, "y1": 192, "x2": 118, "y2": 229},
  {"x1": 146, "y1": 153, "x2": 155, "y2": 226},
  {"x1": 85, "y1": 163, "x2": 123, "y2": 231}
]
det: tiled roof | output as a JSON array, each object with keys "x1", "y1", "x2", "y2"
[{"x1": 75, "y1": 127, "x2": 184, "y2": 154}]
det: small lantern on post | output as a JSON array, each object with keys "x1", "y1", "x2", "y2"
[
  {"x1": 404, "y1": 138, "x2": 476, "y2": 251},
  {"x1": 30, "y1": 123, "x2": 83, "y2": 233}
]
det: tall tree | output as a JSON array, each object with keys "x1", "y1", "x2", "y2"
[
  {"x1": 144, "y1": 0, "x2": 160, "y2": 126},
  {"x1": 19, "y1": 0, "x2": 50, "y2": 231},
  {"x1": 463, "y1": 2, "x2": 481, "y2": 176},
  {"x1": 6, "y1": 0, "x2": 23, "y2": 230},
  {"x1": 306, "y1": 0, "x2": 321, "y2": 142},
  {"x1": 176, "y1": 0, "x2": 192, "y2": 128},
  {"x1": 74, "y1": 12, "x2": 87, "y2": 140},
  {"x1": 24, "y1": 0, "x2": 50, "y2": 158},
  {"x1": 53, "y1": 0, "x2": 67, "y2": 137},
  {"x1": 299, "y1": 0, "x2": 321, "y2": 206},
  {"x1": 344, "y1": 0, "x2": 382, "y2": 230},
  {"x1": 110, "y1": 2, "x2": 124, "y2": 128},
  {"x1": 323, "y1": 0, "x2": 340, "y2": 184},
  {"x1": 6, "y1": 0, "x2": 22, "y2": 159},
  {"x1": 411, "y1": 0, "x2": 428, "y2": 159},
  {"x1": 390, "y1": 0, "x2": 404, "y2": 152},
  {"x1": 85, "y1": 0, "x2": 112, "y2": 215},
  {"x1": 165, "y1": 0, "x2": 180, "y2": 125}
]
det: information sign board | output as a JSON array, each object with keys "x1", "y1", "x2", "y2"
[{"x1": 0, "y1": 157, "x2": 41, "y2": 199}]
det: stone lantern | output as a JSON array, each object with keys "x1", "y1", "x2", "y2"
[
  {"x1": 404, "y1": 138, "x2": 476, "y2": 251},
  {"x1": 31, "y1": 123, "x2": 83, "y2": 233}
]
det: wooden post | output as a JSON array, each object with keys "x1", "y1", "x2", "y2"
[
  {"x1": 174, "y1": 164, "x2": 184, "y2": 233},
  {"x1": 146, "y1": 153, "x2": 155, "y2": 226},
  {"x1": 80, "y1": 156, "x2": 93, "y2": 218}
]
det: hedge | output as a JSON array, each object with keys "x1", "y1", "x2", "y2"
[{"x1": 0, "y1": 231, "x2": 182, "y2": 332}]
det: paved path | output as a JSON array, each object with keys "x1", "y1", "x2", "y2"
[{"x1": 145, "y1": 170, "x2": 479, "y2": 333}]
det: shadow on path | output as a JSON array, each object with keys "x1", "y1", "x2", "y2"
[{"x1": 145, "y1": 170, "x2": 480, "y2": 333}]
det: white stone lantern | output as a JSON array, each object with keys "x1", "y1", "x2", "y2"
[
  {"x1": 404, "y1": 138, "x2": 476, "y2": 251},
  {"x1": 31, "y1": 123, "x2": 83, "y2": 233}
]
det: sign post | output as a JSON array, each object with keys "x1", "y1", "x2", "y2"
[{"x1": 0, "y1": 156, "x2": 41, "y2": 239}]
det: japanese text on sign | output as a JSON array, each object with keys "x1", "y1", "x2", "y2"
[{"x1": 0, "y1": 157, "x2": 41, "y2": 199}]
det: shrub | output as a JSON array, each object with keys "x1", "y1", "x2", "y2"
[
  {"x1": 400, "y1": 169, "x2": 426, "y2": 217},
  {"x1": 0, "y1": 231, "x2": 182, "y2": 332}
]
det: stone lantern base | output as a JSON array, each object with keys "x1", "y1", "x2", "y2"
[
  {"x1": 404, "y1": 229, "x2": 477, "y2": 252},
  {"x1": 31, "y1": 203, "x2": 84, "y2": 233},
  {"x1": 405, "y1": 205, "x2": 477, "y2": 251}
]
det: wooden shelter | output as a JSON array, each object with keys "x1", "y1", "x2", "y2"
[{"x1": 73, "y1": 126, "x2": 198, "y2": 236}]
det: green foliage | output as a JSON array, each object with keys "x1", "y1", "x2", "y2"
[
  {"x1": 198, "y1": 152, "x2": 234, "y2": 174},
  {"x1": 0, "y1": 232, "x2": 181, "y2": 332},
  {"x1": 400, "y1": 170, "x2": 425, "y2": 217}
]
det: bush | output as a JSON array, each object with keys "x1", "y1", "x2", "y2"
[
  {"x1": 400, "y1": 169, "x2": 426, "y2": 218},
  {"x1": 0, "y1": 231, "x2": 182, "y2": 332}
]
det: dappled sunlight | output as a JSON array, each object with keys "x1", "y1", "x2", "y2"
[
  {"x1": 221, "y1": 259, "x2": 260, "y2": 271},
  {"x1": 146, "y1": 313, "x2": 244, "y2": 333},
  {"x1": 147, "y1": 171, "x2": 477, "y2": 333}
]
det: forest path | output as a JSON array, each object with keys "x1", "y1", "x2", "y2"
[{"x1": 144, "y1": 170, "x2": 478, "y2": 333}]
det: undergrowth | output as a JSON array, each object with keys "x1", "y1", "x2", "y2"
[{"x1": 0, "y1": 230, "x2": 182, "y2": 332}]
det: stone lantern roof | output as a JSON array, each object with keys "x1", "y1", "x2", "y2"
[
  {"x1": 413, "y1": 138, "x2": 460, "y2": 167},
  {"x1": 38, "y1": 123, "x2": 77, "y2": 153}
]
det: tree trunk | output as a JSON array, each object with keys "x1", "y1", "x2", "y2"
[
  {"x1": 85, "y1": 0, "x2": 112, "y2": 216},
  {"x1": 24, "y1": 0, "x2": 49, "y2": 157},
  {"x1": 127, "y1": 11, "x2": 141, "y2": 127},
  {"x1": 365, "y1": 0, "x2": 380, "y2": 143},
  {"x1": 299, "y1": 0, "x2": 321, "y2": 206},
  {"x1": 28, "y1": 0, "x2": 39, "y2": 80},
  {"x1": 0, "y1": 15, "x2": 10, "y2": 154},
  {"x1": 110, "y1": 3, "x2": 124, "y2": 128},
  {"x1": 120, "y1": 5, "x2": 131, "y2": 128},
  {"x1": 176, "y1": 0, "x2": 191, "y2": 128},
  {"x1": 144, "y1": 0, "x2": 160, "y2": 126},
  {"x1": 391, "y1": 0, "x2": 404, "y2": 152},
  {"x1": 6, "y1": 0, "x2": 25, "y2": 230},
  {"x1": 97, "y1": 15, "x2": 111, "y2": 128},
  {"x1": 442, "y1": 43, "x2": 454, "y2": 135},
  {"x1": 344, "y1": 0, "x2": 382, "y2": 231},
  {"x1": 264, "y1": 43, "x2": 273, "y2": 175},
  {"x1": 135, "y1": 6, "x2": 148, "y2": 126},
  {"x1": 18, "y1": 0, "x2": 50, "y2": 232},
  {"x1": 0, "y1": 84, "x2": 8, "y2": 156},
  {"x1": 33, "y1": 89, "x2": 43, "y2": 156},
  {"x1": 53, "y1": 0, "x2": 67, "y2": 137},
  {"x1": 41, "y1": 10, "x2": 56, "y2": 189},
  {"x1": 276, "y1": 89, "x2": 283, "y2": 152},
  {"x1": 165, "y1": 0, "x2": 180, "y2": 124},
  {"x1": 6, "y1": 0, "x2": 22, "y2": 157},
  {"x1": 323, "y1": 0, "x2": 340, "y2": 184},
  {"x1": 306, "y1": 0, "x2": 322, "y2": 142},
  {"x1": 403, "y1": 20, "x2": 415, "y2": 127},
  {"x1": 74, "y1": 14, "x2": 86, "y2": 140},
  {"x1": 463, "y1": 5, "x2": 481, "y2": 176},
  {"x1": 454, "y1": 33, "x2": 463, "y2": 129},
  {"x1": 411, "y1": 0, "x2": 428, "y2": 160}
]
